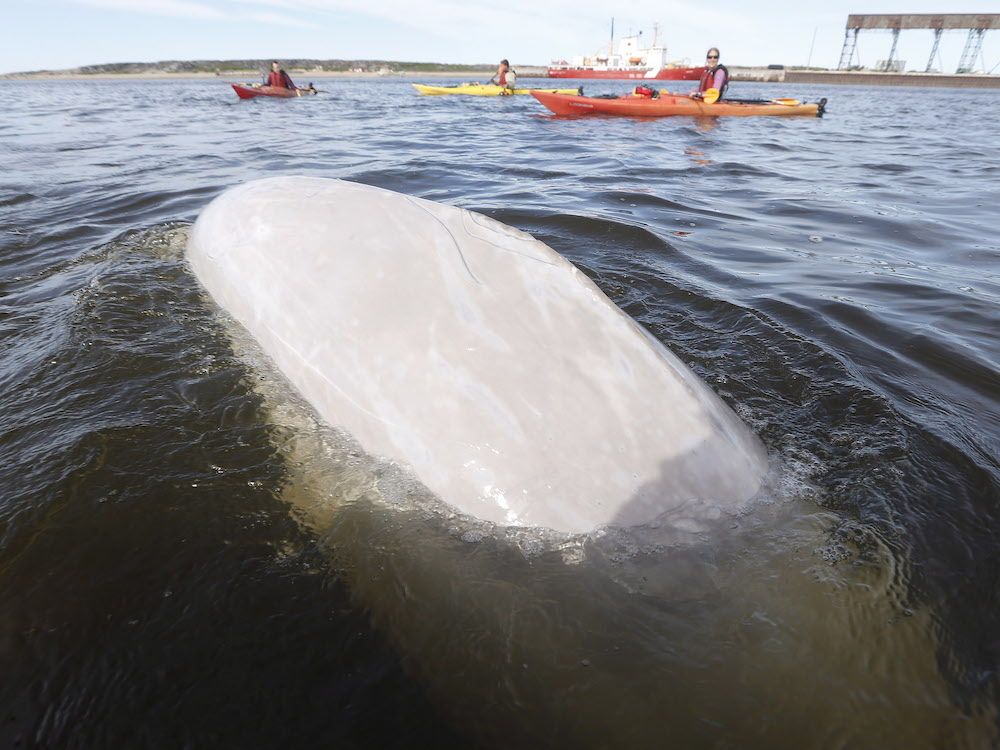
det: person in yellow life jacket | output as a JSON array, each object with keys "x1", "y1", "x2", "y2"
[
  {"x1": 690, "y1": 48, "x2": 728, "y2": 100},
  {"x1": 489, "y1": 59, "x2": 517, "y2": 91}
]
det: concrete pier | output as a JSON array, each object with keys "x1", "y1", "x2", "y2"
[
  {"x1": 729, "y1": 67, "x2": 1000, "y2": 88},
  {"x1": 784, "y1": 70, "x2": 1000, "y2": 88}
]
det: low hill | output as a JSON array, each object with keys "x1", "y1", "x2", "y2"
[{"x1": 12, "y1": 59, "x2": 497, "y2": 76}]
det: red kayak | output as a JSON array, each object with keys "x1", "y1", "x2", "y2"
[
  {"x1": 232, "y1": 84, "x2": 317, "y2": 100},
  {"x1": 531, "y1": 90, "x2": 826, "y2": 118}
]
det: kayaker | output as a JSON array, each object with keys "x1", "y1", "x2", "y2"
[
  {"x1": 691, "y1": 48, "x2": 728, "y2": 100},
  {"x1": 488, "y1": 59, "x2": 516, "y2": 90},
  {"x1": 267, "y1": 61, "x2": 297, "y2": 90}
]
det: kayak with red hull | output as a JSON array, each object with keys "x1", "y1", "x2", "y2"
[
  {"x1": 531, "y1": 90, "x2": 827, "y2": 118},
  {"x1": 231, "y1": 84, "x2": 316, "y2": 100}
]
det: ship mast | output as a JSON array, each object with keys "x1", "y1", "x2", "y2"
[{"x1": 609, "y1": 17, "x2": 614, "y2": 56}]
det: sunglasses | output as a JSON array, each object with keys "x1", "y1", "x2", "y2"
[{"x1": 707, "y1": 55, "x2": 719, "y2": 59}]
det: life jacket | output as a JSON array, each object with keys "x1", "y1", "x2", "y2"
[
  {"x1": 497, "y1": 67, "x2": 517, "y2": 87},
  {"x1": 699, "y1": 64, "x2": 729, "y2": 98},
  {"x1": 633, "y1": 85, "x2": 658, "y2": 98},
  {"x1": 268, "y1": 70, "x2": 295, "y2": 89}
]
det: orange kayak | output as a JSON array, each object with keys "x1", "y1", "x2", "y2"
[{"x1": 531, "y1": 91, "x2": 826, "y2": 118}]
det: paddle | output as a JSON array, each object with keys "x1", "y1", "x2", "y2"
[
  {"x1": 724, "y1": 96, "x2": 802, "y2": 106},
  {"x1": 701, "y1": 89, "x2": 801, "y2": 106}
]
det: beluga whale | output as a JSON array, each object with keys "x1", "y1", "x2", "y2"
[{"x1": 186, "y1": 176, "x2": 767, "y2": 534}]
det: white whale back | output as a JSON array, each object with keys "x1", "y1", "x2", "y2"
[{"x1": 187, "y1": 176, "x2": 766, "y2": 533}]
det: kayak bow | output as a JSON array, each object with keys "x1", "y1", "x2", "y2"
[{"x1": 531, "y1": 90, "x2": 826, "y2": 117}]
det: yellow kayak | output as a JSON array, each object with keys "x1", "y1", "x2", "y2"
[{"x1": 412, "y1": 83, "x2": 581, "y2": 97}]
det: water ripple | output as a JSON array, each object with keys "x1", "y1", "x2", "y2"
[{"x1": 0, "y1": 77, "x2": 998, "y2": 749}]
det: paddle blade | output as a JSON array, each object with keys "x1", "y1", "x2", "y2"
[
  {"x1": 703, "y1": 88, "x2": 720, "y2": 104},
  {"x1": 771, "y1": 98, "x2": 801, "y2": 106}
]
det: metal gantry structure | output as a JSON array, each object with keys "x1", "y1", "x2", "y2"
[{"x1": 837, "y1": 14, "x2": 1000, "y2": 73}]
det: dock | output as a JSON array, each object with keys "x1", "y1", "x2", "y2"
[{"x1": 728, "y1": 66, "x2": 1000, "y2": 88}]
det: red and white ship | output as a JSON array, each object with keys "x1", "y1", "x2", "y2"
[{"x1": 548, "y1": 22, "x2": 702, "y2": 81}]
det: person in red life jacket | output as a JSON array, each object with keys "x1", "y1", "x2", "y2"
[
  {"x1": 691, "y1": 48, "x2": 728, "y2": 100},
  {"x1": 488, "y1": 59, "x2": 516, "y2": 90},
  {"x1": 266, "y1": 61, "x2": 297, "y2": 90}
]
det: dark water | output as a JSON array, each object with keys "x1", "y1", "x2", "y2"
[{"x1": 1, "y1": 77, "x2": 998, "y2": 748}]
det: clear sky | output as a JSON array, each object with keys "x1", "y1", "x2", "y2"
[{"x1": 3, "y1": 0, "x2": 998, "y2": 74}]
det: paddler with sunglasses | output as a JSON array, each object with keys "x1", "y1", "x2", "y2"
[{"x1": 691, "y1": 48, "x2": 729, "y2": 101}]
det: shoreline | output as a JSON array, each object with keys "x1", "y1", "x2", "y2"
[
  {"x1": 5, "y1": 68, "x2": 1000, "y2": 88},
  {"x1": 0, "y1": 68, "x2": 550, "y2": 81}
]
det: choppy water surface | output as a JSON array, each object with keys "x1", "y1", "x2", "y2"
[{"x1": 1, "y1": 77, "x2": 998, "y2": 748}]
